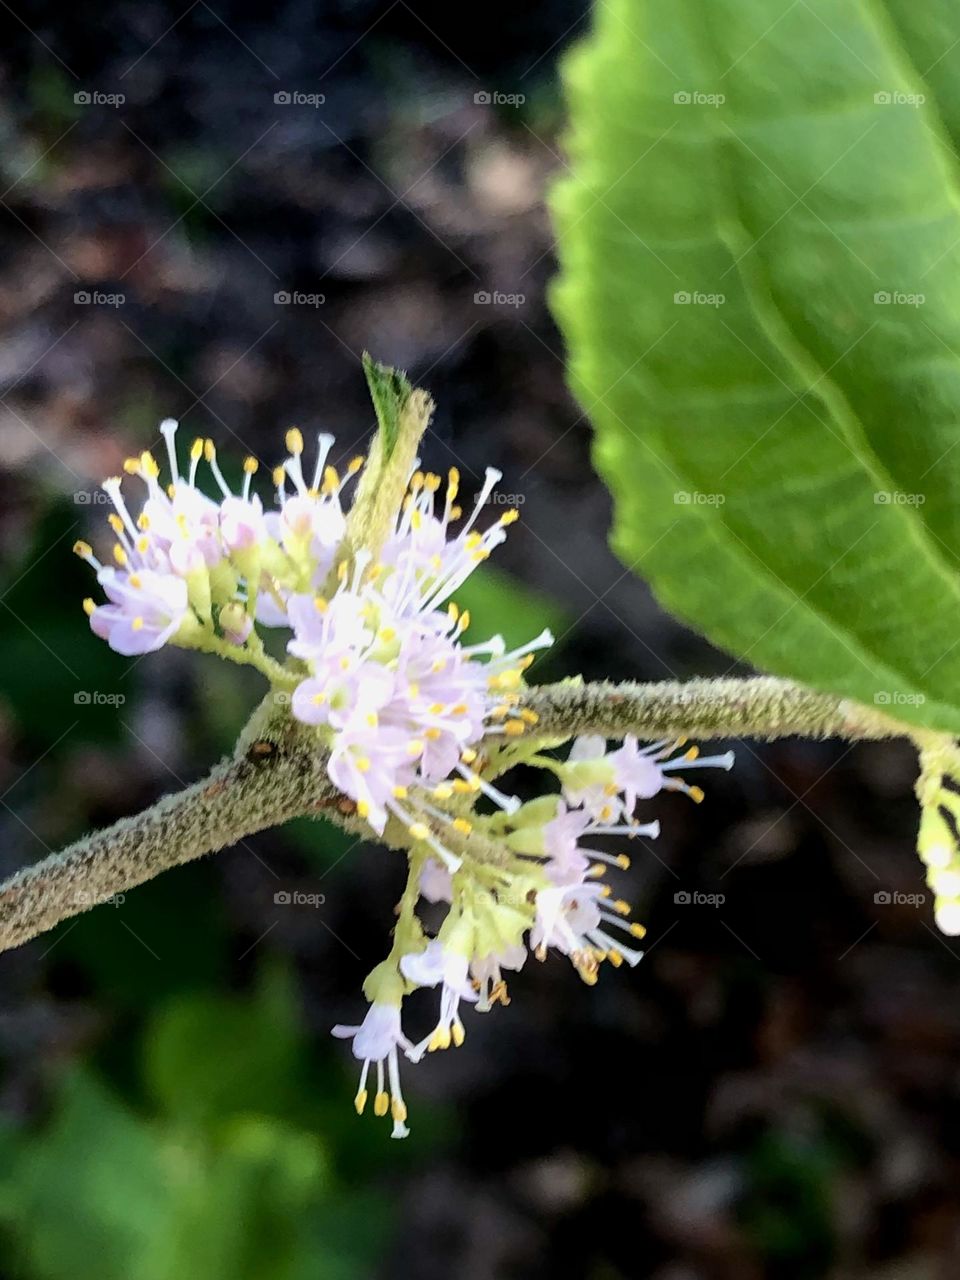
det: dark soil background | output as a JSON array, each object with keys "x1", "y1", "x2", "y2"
[{"x1": 0, "y1": 4, "x2": 956, "y2": 1279}]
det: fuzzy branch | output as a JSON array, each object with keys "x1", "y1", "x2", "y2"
[
  {"x1": 520, "y1": 676, "x2": 908, "y2": 742},
  {"x1": 0, "y1": 677, "x2": 919, "y2": 957}
]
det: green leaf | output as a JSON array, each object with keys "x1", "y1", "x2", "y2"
[
  {"x1": 550, "y1": 0, "x2": 960, "y2": 732},
  {"x1": 361, "y1": 352, "x2": 412, "y2": 463},
  {"x1": 143, "y1": 967, "x2": 302, "y2": 1126}
]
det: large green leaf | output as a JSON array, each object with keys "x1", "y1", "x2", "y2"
[{"x1": 551, "y1": 0, "x2": 960, "y2": 732}]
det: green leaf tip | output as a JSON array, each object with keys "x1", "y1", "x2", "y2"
[{"x1": 362, "y1": 352, "x2": 413, "y2": 464}]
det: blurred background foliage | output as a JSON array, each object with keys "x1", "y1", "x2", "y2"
[{"x1": 0, "y1": 3, "x2": 956, "y2": 1279}]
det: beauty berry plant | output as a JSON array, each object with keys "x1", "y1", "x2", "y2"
[{"x1": 5, "y1": 0, "x2": 960, "y2": 1142}]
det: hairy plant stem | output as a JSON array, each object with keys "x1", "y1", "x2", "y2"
[{"x1": 0, "y1": 677, "x2": 929, "y2": 956}]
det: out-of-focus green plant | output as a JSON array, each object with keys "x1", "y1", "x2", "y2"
[{"x1": 0, "y1": 968, "x2": 395, "y2": 1280}]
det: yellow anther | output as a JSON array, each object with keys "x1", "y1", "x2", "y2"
[
  {"x1": 243, "y1": 456, "x2": 259, "y2": 474},
  {"x1": 607, "y1": 950, "x2": 623, "y2": 968},
  {"x1": 433, "y1": 784, "x2": 454, "y2": 800},
  {"x1": 337, "y1": 560, "x2": 349, "y2": 582},
  {"x1": 503, "y1": 720, "x2": 526, "y2": 736},
  {"x1": 612, "y1": 899, "x2": 631, "y2": 915},
  {"x1": 357, "y1": 800, "x2": 370, "y2": 818},
  {"x1": 424, "y1": 728, "x2": 442, "y2": 741},
  {"x1": 339, "y1": 656, "x2": 351, "y2": 671},
  {"x1": 82, "y1": 597, "x2": 96, "y2": 616},
  {"x1": 128, "y1": 573, "x2": 142, "y2": 589},
  {"x1": 366, "y1": 713, "x2": 378, "y2": 728},
  {"x1": 519, "y1": 654, "x2": 535, "y2": 670},
  {"x1": 408, "y1": 683, "x2": 420, "y2": 698},
  {"x1": 203, "y1": 439, "x2": 216, "y2": 463},
  {"x1": 354, "y1": 1089, "x2": 368, "y2": 1115},
  {"x1": 311, "y1": 693, "x2": 327, "y2": 706},
  {"x1": 131, "y1": 616, "x2": 144, "y2": 631},
  {"x1": 374, "y1": 1091, "x2": 389, "y2": 1117},
  {"x1": 313, "y1": 596, "x2": 328, "y2": 613},
  {"x1": 286, "y1": 427, "x2": 304, "y2": 455},
  {"x1": 378, "y1": 626, "x2": 396, "y2": 642},
  {"x1": 391, "y1": 1097, "x2": 407, "y2": 1123},
  {"x1": 322, "y1": 465, "x2": 339, "y2": 494},
  {"x1": 272, "y1": 465, "x2": 286, "y2": 487},
  {"x1": 490, "y1": 704, "x2": 510, "y2": 720},
  {"x1": 73, "y1": 540, "x2": 92, "y2": 558},
  {"x1": 447, "y1": 467, "x2": 459, "y2": 500},
  {"x1": 140, "y1": 451, "x2": 160, "y2": 478},
  {"x1": 348, "y1": 455, "x2": 364, "y2": 475},
  {"x1": 107, "y1": 513, "x2": 124, "y2": 534},
  {"x1": 393, "y1": 785, "x2": 409, "y2": 799},
  {"x1": 123, "y1": 456, "x2": 141, "y2": 475},
  {"x1": 113, "y1": 545, "x2": 128, "y2": 566},
  {"x1": 630, "y1": 922, "x2": 648, "y2": 939},
  {"x1": 451, "y1": 703, "x2": 468, "y2": 716},
  {"x1": 461, "y1": 748, "x2": 478, "y2": 764},
  {"x1": 519, "y1": 709, "x2": 539, "y2": 724},
  {"x1": 450, "y1": 505, "x2": 462, "y2": 519},
  {"x1": 615, "y1": 853, "x2": 631, "y2": 870},
  {"x1": 587, "y1": 864, "x2": 606, "y2": 878},
  {"x1": 500, "y1": 509, "x2": 520, "y2": 525},
  {"x1": 684, "y1": 745, "x2": 700, "y2": 761},
  {"x1": 410, "y1": 509, "x2": 423, "y2": 531},
  {"x1": 137, "y1": 514, "x2": 151, "y2": 531},
  {"x1": 432, "y1": 657, "x2": 447, "y2": 673},
  {"x1": 408, "y1": 822, "x2": 430, "y2": 841},
  {"x1": 448, "y1": 602, "x2": 459, "y2": 622},
  {"x1": 600, "y1": 805, "x2": 613, "y2": 822},
  {"x1": 136, "y1": 536, "x2": 149, "y2": 554},
  {"x1": 452, "y1": 818, "x2": 473, "y2": 836},
  {"x1": 451, "y1": 1023, "x2": 465, "y2": 1047},
  {"x1": 410, "y1": 471, "x2": 425, "y2": 491},
  {"x1": 452, "y1": 778, "x2": 476, "y2": 795},
  {"x1": 429, "y1": 702, "x2": 445, "y2": 715},
  {"x1": 355, "y1": 756, "x2": 371, "y2": 773},
  {"x1": 407, "y1": 739, "x2": 425, "y2": 756},
  {"x1": 688, "y1": 785, "x2": 705, "y2": 804},
  {"x1": 459, "y1": 611, "x2": 471, "y2": 631},
  {"x1": 465, "y1": 532, "x2": 483, "y2": 551},
  {"x1": 190, "y1": 437, "x2": 204, "y2": 461}
]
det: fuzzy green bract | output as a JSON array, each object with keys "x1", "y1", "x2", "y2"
[{"x1": 550, "y1": 0, "x2": 960, "y2": 733}]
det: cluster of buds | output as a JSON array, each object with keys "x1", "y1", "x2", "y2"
[
  {"x1": 916, "y1": 742, "x2": 960, "y2": 935},
  {"x1": 77, "y1": 412, "x2": 734, "y2": 1138}
]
